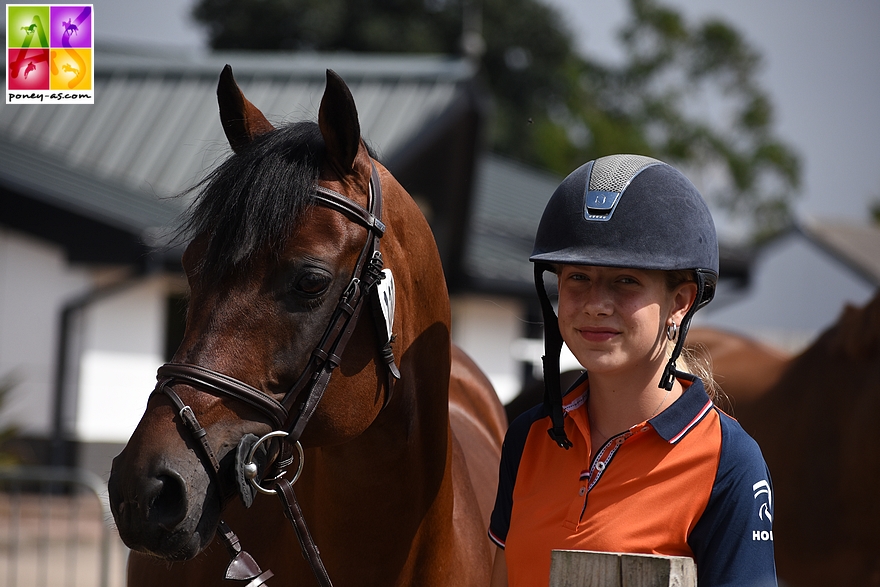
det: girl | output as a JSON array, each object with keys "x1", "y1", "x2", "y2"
[{"x1": 488, "y1": 155, "x2": 776, "y2": 587}]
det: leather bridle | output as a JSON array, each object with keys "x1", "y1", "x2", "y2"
[{"x1": 151, "y1": 161, "x2": 398, "y2": 587}]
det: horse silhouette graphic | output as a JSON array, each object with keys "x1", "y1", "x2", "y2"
[
  {"x1": 21, "y1": 24, "x2": 38, "y2": 35},
  {"x1": 62, "y1": 18, "x2": 79, "y2": 37},
  {"x1": 24, "y1": 62, "x2": 37, "y2": 79},
  {"x1": 62, "y1": 63, "x2": 80, "y2": 77},
  {"x1": 753, "y1": 480, "x2": 773, "y2": 522}
]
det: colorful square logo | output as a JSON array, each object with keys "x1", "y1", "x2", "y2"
[{"x1": 6, "y1": 4, "x2": 94, "y2": 104}]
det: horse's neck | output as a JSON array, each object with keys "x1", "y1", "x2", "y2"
[
  {"x1": 303, "y1": 304, "x2": 455, "y2": 527},
  {"x1": 296, "y1": 366, "x2": 455, "y2": 582},
  {"x1": 314, "y1": 352, "x2": 452, "y2": 485}
]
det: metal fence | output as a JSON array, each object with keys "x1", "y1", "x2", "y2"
[{"x1": 0, "y1": 466, "x2": 129, "y2": 587}]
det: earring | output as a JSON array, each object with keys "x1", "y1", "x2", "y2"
[{"x1": 666, "y1": 321, "x2": 678, "y2": 341}]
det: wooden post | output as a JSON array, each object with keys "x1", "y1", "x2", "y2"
[{"x1": 549, "y1": 550, "x2": 697, "y2": 587}]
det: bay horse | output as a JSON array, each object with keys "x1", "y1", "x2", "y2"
[
  {"x1": 108, "y1": 66, "x2": 506, "y2": 586},
  {"x1": 687, "y1": 300, "x2": 880, "y2": 585},
  {"x1": 730, "y1": 291, "x2": 880, "y2": 586},
  {"x1": 686, "y1": 326, "x2": 792, "y2": 405}
]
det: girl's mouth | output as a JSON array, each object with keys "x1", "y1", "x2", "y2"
[{"x1": 577, "y1": 327, "x2": 618, "y2": 343}]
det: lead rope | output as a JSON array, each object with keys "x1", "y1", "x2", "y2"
[{"x1": 275, "y1": 479, "x2": 333, "y2": 587}]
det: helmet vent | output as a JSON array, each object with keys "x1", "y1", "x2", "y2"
[{"x1": 589, "y1": 154, "x2": 661, "y2": 193}]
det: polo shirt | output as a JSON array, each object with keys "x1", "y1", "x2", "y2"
[{"x1": 489, "y1": 373, "x2": 777, "y2": 587}]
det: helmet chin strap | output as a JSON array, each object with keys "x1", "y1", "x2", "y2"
[
  {"x1": 659, "y1": 273, "x2": 707, "y2": 391},
  {"x1": 534, "y1": 263, "x2": 573, "y2": 450}
]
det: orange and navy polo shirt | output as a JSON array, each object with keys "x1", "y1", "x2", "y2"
[{"x1": 489, "y1": 373, "x2": 776, "y2": 587}]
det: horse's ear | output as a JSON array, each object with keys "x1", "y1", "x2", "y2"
[
  {"x1": 318, "y1": 69, "x2": 361, "y2": 173},
  {"x1": 217, "y1": 64, "x2": 274, "y2": 153}
]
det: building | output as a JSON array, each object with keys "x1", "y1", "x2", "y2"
[{"x1": 694, "y1": 219, "x2": 880, "y2": 352}]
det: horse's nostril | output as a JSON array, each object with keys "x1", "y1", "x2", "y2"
[{"x1": 152, "y1": 473, "x2": 188, "y2": 531}]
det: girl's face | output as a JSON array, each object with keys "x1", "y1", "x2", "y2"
[{"x1": 556, "y1": 265, "x2": 696, "y2": 378}]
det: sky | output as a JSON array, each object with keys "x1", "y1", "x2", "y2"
[
  {"x1": 14, "y1": 0, "x2": 880, "y2": 228},
  {"x1": 542, "y1": 0, "x2": 880, "y2": 228}
]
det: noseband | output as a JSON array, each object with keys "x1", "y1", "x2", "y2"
[{"x1": 151, "y1": 161, "x2": 398, "y2": 587}]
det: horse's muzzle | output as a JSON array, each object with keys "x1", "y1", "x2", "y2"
[{"x1": 109, "y1": 448, "x2": 218, "y2": 560}]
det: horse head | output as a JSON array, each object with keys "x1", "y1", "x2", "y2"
[{"x1": 108, "y1": 66, "x2": 452, "y2": 565}]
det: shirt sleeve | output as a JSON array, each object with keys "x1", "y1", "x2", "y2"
[
  {"x1": 488, "y1": 405, "x2": 542, "y2": 548},
  {"x1": 688, "y1": 411, "x2": 778, "y2": 587}
]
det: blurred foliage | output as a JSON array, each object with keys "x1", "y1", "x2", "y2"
[
  {"x1": 871, "y1": 200, "x2": 880, "y2": 226},
  {"x1": 0, "y1": 373, "x2": 21, "y2": 465},
  {"x1": 193, "y1": 0, "x2": 800, "y2": 242}
]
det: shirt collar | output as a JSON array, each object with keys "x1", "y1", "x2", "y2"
[
  {"x1": 561, "y1": 370, "x2": 714, "y2": 444},
  {"x1": 561, "y1": 371, "x2": 590, "y2": 413},
  {"x1": 649, "y1": 373, "x2": 714, "y2": 444}
]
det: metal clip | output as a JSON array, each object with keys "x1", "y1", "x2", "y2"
[{"x1": 341, "y1": 277, "x2": 360, "y2": 304}]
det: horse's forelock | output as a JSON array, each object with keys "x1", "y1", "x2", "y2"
[{"x1": 180, "y1": 121, "x2": 325, "y2": 284}]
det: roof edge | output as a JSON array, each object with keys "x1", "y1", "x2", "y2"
[{"x1": 95, "y1": 46, "x2": 476, "y2": 81}]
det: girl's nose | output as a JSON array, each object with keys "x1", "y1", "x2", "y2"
[{"x1": 581, "y1": 284, "x2": 613, "y2": 316}]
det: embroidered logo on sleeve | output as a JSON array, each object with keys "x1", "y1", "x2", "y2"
[
  {"x1": 753, "y1": 480, "x2": 772, "y2": 522},
  {"x1": 751, "y1": 480, "x2": 774, "y2": 541}
]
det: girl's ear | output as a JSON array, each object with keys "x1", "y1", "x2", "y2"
[{"x1": 670, "y1": 281, "x2": 698, "y2": 324}]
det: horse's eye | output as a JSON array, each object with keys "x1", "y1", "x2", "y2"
[{"x1": 292, "y1": 271, "x2": 331, "y2": 298}]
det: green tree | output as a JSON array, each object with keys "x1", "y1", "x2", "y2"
[
  {"x1": 193, "y1": 0, "x2": 799, "y2": 242},
  {"x1": 574, "y1": 0, "x2": 800, "y2": 242},
  {"x1": 871, "y1": 199, "x2": 880, "y2": 226}
]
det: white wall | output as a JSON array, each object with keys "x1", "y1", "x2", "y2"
[
  {"x1": 0, "y1": 227, "x2": 177, "y2": 445},
  {"x1": 451, "y1": 294, "x2": 589, "y2": 404},
  {"x1": 696, "y1": 233, "x2": 877, "y2": 352},
  {"x1": 76, "y1": 275, "x2": 171, "y2": 443},
  {"x1": 0, "y1": 228, "x2": 92, "y2": 434},
  {"x1": 450, "y1": 295, "x2": 526, "y2": 404}
]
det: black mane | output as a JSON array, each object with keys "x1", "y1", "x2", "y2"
[{"x1": 179, "y1": 121, "x2": 325, "y2": 283}]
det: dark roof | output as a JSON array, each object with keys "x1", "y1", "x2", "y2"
[
  {"x1": 1, "y1": 136, "x2": 180, "y2": 234},
  {"x1": 800, "y1": 219, "x2": 880, "y2": 286},
  {"x1": 0, "y1": 136, "x2": 183, "y2": 265},
  {"x1": 0, "y1": 49, "x2": 481, "y2": 267},
  {"x1": 462, "y1": 154, "x2": 562, "y2": 296}
]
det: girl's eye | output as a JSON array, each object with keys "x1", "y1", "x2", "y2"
[
  {"x1": 616, "y1": 273, "x2": 642, "y2": 285},
  {"x1": 292, "y1": 271, "x2": 331, "y2": 297}
]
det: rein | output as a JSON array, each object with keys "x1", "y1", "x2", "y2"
[{"x1": 151, "y1": 161, "x2": 399, "y2": 587}]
